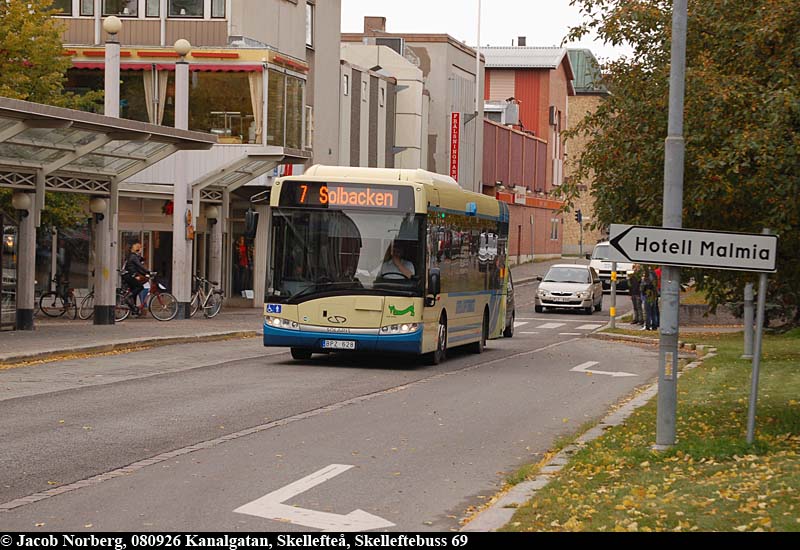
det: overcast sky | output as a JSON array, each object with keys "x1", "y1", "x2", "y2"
[{"x1": 341, "y1": 0, "x2": 632, "y2": 62}]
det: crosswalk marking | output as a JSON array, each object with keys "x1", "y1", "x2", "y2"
[
  {"x1": 559, "y1": 333, "x2": 582, "y2": 336},
  {"x1": 520, "y1": 331, "x2": 540, "y2": 335},
  {"x1": 536, "y1": 322, "x2": 566, "y2": 330},
  {"x1": 576, "y1": 324, "x2": 604, "y2": 331},
  {"x1": 514, "y1": 321, "x2": 528, "y2": 328}
]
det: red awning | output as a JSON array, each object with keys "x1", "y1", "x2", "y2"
[
  {"x1": 72, "y1": 62, "x2": 150, "y2": 70},
  {"x1": 73, "y1": 62, "x2": 263, "y2": 72}
]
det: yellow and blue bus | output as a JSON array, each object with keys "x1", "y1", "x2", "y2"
[{"x1": 264, "y1": 166, "x2": 512, "y2": 364}]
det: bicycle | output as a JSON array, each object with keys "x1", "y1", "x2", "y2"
[
  {"x1": 190, "y1": 275, "x2": 224, "y2": 319},
  {"x1": 115, "y1": 270, "x2": 179, "y2": 322},
  {"x1": 39, "y1": 277, "x2": 78, "y2": 319},
  {"x1": 78, "y1": 286, "x2": 94, "y2": 320}
]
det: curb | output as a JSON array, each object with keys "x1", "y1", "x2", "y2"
[
  {"x1": 461, "y1": 344, "x2": 718, "y2": 532},
  {"x1": 0, "y1": 330, "x2": 260, "y2": 366}
]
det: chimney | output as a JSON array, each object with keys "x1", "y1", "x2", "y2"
[
  {"x1": 518, "y1": 36, "x2": 527, "y2": 47},
  {"x1": 364, "y1": 16, "x2": 387, "y2": 35}
]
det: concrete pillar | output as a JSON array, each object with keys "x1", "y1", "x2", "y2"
[
  {"x1": 171, "y1": 55, "x2": 192, "y2": 318},
  {"x1": 15, "y1": 196, "x2": 36, "y2": 331},
  {"x1": 93, "y1": 202, "x2": 115, "y2": 324},
  {"x1": 209, "y1": 211, "x2": 223, "y2": 287}
]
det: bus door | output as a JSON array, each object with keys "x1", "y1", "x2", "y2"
[{"x1": 423, "y1": 192, "x2": 443, "y2": 351}]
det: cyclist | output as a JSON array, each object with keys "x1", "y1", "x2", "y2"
[{"x1": 122, "y1": 241, "x2": 148, "y2": 315}]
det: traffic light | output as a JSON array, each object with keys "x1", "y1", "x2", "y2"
[{"x1": 574, "y1": 209, "x2": 583, "y2": 223}]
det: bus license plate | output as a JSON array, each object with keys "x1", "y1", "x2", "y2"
[{"x1": 322, "y1": 340, "x2": 356, "y2": 350}]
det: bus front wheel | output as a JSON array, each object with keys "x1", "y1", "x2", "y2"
[
  {"x1": 428, "y1": 317, "x2": 447, "y2": 365},
  {"x1": 291, "y1": 348, "x2": 313, "y2": 360},
  {"x1": 470, "y1": 311, "x2": 489, "y2": 354}
]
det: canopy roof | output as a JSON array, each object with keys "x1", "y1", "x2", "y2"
[{"x1": 0, "y1": 97, "x2": 216, "y2": 196}]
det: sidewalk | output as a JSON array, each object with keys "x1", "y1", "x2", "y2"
[{"x1": 0, "y1": 309, "x2": 263, "y2": 364}]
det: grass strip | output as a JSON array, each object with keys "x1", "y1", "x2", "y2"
[{"x1": 503, "y1": 328, "x2": 800, "y2": 532}]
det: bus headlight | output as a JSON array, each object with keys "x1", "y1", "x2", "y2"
[
  {"x1": 265, "y1": 316, "x2": 299, "y2": 330},
  {"x1": 381, "y1": 323, "x2": 420, "y2": 334}
]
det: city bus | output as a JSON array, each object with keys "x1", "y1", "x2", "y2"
[{"x1": 264, "y1": 166, "x2": 511, "y2": 364}]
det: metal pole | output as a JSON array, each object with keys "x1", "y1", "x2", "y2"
[
  {"x1": 610, "y1": 261, "x2": 617, "y2": 329},
  {"x1": 746, "y1": 230, "x2": 770, "y2": 445},
  {"x1": 742, "y1": 282, "x2": 754, "y2": 359},
  {"x1": 475, "y1": 0, "x2": 481, "y2": 116},
  {"x1": 172, "y1": 55, "x2": 192, "y2": 319},
  {"x1": 655, "y1": 0, "x2": 688, "y2": 450}
]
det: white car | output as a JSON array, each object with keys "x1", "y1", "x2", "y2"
[
  {"x1": 588, "y1": 242, "x2": 634, "y2": 292},
  {"x1": 535, "y1": 264, "x2": 603, "y2": 314}
]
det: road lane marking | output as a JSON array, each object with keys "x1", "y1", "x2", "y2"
[
  {"x1": 0, "y1": 337, "x2": 583, "y2": 514},
  {"x1": 577, "y1": 324, "x2": 604, "y2": 331},
  {"x1": 513, "y1": 321, "x2": 528, "y2": 328},
  {"x1": 536, "y1": 322, "x2": 566, "y2": 330},
  {"x1": 234, "y1": 464, "x2": 394, "y2": 532},
  {"x1": 570, "y1": 361, "x2": 637, "y2": 378},
  {"x1": 559, "y1": 333, "x2": 582, "y2": 336},
  {"x1": 520, "y1": 331, "x2": 540, "y2": 335}
]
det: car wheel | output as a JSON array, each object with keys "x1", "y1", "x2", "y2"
[
  {"x1": 534, "y1": 305, "x2": 543, "y2": 314},
  {"x1": 595, "y1": 296, "x2": 603, "y2": 312}
]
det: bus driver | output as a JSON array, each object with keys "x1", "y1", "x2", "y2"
[{"x1": 377, "y1": 241, "x2": 415, "y2": 280}]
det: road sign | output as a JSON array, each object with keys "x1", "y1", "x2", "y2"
[{"x1": 608, "y1": 224, "x2": 778, "y2": 273}]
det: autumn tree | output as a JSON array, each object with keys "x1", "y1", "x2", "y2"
[
  {"x1": 560, "y1": 0, "x2": 800, "y2": 324},
  {"x1": 0, "y1": 0, "x2": 102, "y2": 227}
]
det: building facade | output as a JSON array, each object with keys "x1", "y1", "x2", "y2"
[
  {"x1": 562, "y1": 49, "x2": 609, "y2": 256},
  {"x1": 342, "y1": 17, "x2": 485, "y2": 193},
  {"x1": 47, "y1": 0, "x2": 341, "y2": 309}
]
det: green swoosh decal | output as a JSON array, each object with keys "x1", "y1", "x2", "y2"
[{"x1": 389, "y1": 305, "x2": 415, "y2": 317}]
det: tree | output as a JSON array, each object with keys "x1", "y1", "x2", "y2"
[
  {"x1": 559, "y1": 0, "x2": 800, "y2": 324},
  {"x1": 0, "y1": 0, "x2": 101, "y2": 227}
]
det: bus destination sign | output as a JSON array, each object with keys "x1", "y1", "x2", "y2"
[{"x1": 279, "y1": 182, "x2": 411, "y2": 210}]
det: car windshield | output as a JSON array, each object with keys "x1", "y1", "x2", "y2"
[
  {"x1": 543, "y1": 267, "x2": 591, "y2": 284},
  {"x1": 269, "y1": 208, "x2": 425, "y2": 303},
  {"x1": 591, "y1": 244, "x2": 610, "y2": 260}
]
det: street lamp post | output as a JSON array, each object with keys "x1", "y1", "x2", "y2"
[{"x1": 172, "y1": 39, "x2": 193, "y2": 319}]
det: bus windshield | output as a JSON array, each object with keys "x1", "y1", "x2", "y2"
[{"x1": 270, "y1": 209, "x2": 425, "y2": 303}]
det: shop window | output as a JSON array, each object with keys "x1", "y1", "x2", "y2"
[
  {"x1": 169, "y1": 0, "x2": 203, "y2": 17},
  {"x1": 189, "y1": 71, "x2": 259, "y2": 144},
  {"x1": 146, "y1": 0, "x2": 160, "y2": 17},
  {"x1": 550, "y1": 218, "x2": 559, "y2": 240},
  {"x1": 119, "y1": 71, "x2": 149, "y2": 123},
  {"x1": 286, "y1": 76, "x2": 304, "y2": 149},
  {"x1": 103, "y1": 0, "x2": 139, "y2": 16},
  {"x1": 52, "y1": 0, "x2": 72, "y2": 15},
  {"x1": 267, "y1": 70, "x2": 286, "y2": 147},
  {"x1": 212, "y1": 0, "x2": 226, "y2": 18}
]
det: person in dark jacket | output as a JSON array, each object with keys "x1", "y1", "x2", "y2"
[
  {"x1": 629, "y1": 264, "x2": 644, "y2": 325},
  {"x1": 123, "y1": 242, "x2": 148, "y2": 313}
]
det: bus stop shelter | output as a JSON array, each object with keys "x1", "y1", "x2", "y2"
[{"x1": 0, "y1": 97, "x2": 216, "y2": 330}]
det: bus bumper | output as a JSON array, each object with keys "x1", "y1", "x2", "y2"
[{"x1": 263, "y1": 323, "x2": 423, "y2": 354}]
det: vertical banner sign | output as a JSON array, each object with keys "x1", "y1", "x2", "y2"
[{"x1": 450, "y1": 112, "x2": 461, "y2": 181}]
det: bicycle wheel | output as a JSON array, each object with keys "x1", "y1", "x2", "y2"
[
  {"x1": 66, "y1": 293, "x2": 78, "y2": 320},
  {"x1": 78, "y1": 292, "x2": 95, "y2": 320},
  {"x1": 189, "y1": 291, "x2": 201, "y2": 318},
  {"x1": 40, "y1": 292, "x2": 66, "y2": 318},
  {"x1": 203, "y1": 292, "x2": 223, "y2": 319},
  {"x1": 114, "y1": 289, "x2": 131, "y2": 322},
  {"x1": 149, "y1": 292, "x2": 178, "y2": 321}
]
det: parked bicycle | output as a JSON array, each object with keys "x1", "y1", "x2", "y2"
[
  {"x1": 78, "y1": 286, "x2": 95, "y2": 320},
  {"x1": 115, "y1": 270, "x2": 178, "y2": 322},
  {"x1": 39, "y1": 277, "x2": 78, "y2": 319},
  {"x1": 190, "y1": 275, "x2": 224, "y2": 319}
]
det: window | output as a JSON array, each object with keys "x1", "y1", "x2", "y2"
[
  {"x1": 80, "y1": 0, "x2": 94, "y2": 16},
  {"x1": 212, "y1": 0, "x2": 226, "y2": 18},
  {"x1": 285, "y1": 76, "x2": 304, "y2": 149},
  {"x1": 146, "y1": 0, "x2": 160, "y2": 17},
  {"x1": 380, "y1": 87, "x2": 385, "y2": 107},
  {"x1": 362, "y1": 80, "x2": 367, "y2": 102},
  {"x1": 550, "y1": 218, "x2": 559, "y2": 240},
  {"x1": 304, "y1": 105, "x2": 314, "y2": 151},
  {"x1": 188, "y1": 71, "x2": 258, "y2": 144},
  {"x1": 342, "y1": 74, "x2": 350, "y2": 96},
  {"x1": 305, "y1": 2, "x2": 314, "y2": 48},
  {"x1": 103, "y1": 0, "x2": 138, "y2": 16},
  {"x1": 169, "y1": 0, "x2": 203, "y2": 17},
  {"x1": 52, "y1": 0, "x2": 72, "y2": 14},
  {"x1": 267, "y1": 70, "x2": 286, "y2": 147}
]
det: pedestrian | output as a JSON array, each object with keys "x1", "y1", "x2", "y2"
[
  {"x1": 629, "y1": 264, "x2": 644, "y2": 325},
  {"x1": 641, "y1": 267, "x2": 660, "y2": 331}
]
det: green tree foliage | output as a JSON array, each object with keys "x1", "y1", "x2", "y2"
[
  {"x1": 560, "y1": 0, "x2": 800, "y2": 323},
  {"x1": 0, "y1": 0, "x2": 99, "y2": 227}
]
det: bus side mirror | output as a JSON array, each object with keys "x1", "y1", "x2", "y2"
[
  {"x1": 427, "y1": 268, "x2": 441, "y2": 306},
  {"x1": 244, "y1": 209, "x2": 259, "y2": 239}
]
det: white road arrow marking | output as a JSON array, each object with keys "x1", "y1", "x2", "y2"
[
  {"x1": 570, "y1": 361, "x2": 638, "y2": 378},
  {"x1": 233, "y1": 464, "x2": 395, "y2": 532},
  {"x1": 514, "y1": 321, "x2": 528, "y2": 328}
]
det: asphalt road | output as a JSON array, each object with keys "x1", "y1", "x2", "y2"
[{"x1": 0, "y1": 282, "x2": 655, "y2": 531}]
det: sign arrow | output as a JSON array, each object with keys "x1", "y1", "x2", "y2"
[
  {"x1": 571, "y1": 361, "x2": 637, "y2": 378},
  {"x1": 608, "y1": 224, "x2": 778, "y2": 273},
  {"x1": 233, "y1": 464, "x2": 395, "y2": 532}
]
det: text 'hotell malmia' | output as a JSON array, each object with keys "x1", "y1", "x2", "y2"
[{"x1": 635, "y1": 236, "x2": 772, "y2": 261}]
